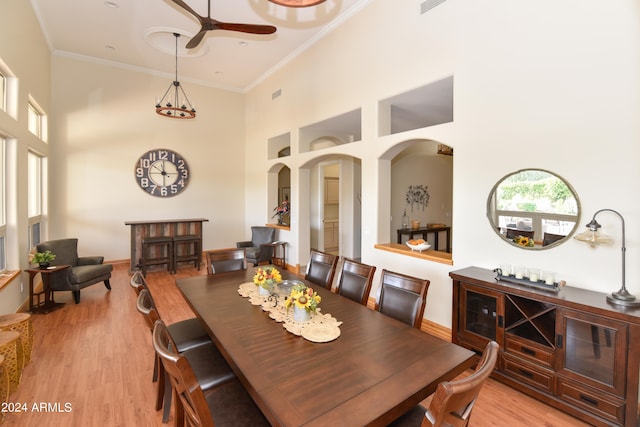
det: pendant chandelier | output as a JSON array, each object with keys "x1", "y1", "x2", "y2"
[
  {"x1": 155, "y1": 33, "x2": 196, "y2": 119},
  {"x1": 268, "y1": 0, "x2": 326, "y2": 7}
]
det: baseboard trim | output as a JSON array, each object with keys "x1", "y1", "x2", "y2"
[{"x1": 421, "y1": 319, "x2": 452, "y2": 342}]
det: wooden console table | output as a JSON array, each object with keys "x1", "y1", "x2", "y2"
[
  {"x1": 397, "y1": 225, "x2": 451, "y2": 252},
  {"x1": 125, "y1": 218, "x2": 208, "y2": 273},
  {"x1": 451, "y1": 266, "x2": 640, "y2": 426}
]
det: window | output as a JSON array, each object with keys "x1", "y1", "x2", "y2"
[
  {"x1": 0, "y1": 71, "x2": 5, "y2": 112},
  {"x1": 0, "y1": 138, "x2": 5, "y2": 271},
  {"x1": 28, "y1": 151, "x2": 43, "y2": 250},
  {"x1": 27, "y1": 98, "x2": 47, "y2": 141}
]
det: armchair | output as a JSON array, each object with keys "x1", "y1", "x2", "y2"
[
  {"x1": 36, "y1": 238, "x2": 113, "y2": 304},
  {"x1": 236, "y1": 226, "x2": 276, "y2": 266}
]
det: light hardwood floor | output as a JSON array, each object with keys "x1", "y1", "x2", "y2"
[{"x1": 2, "y1": 263, "x2": 588, "y2": 426}]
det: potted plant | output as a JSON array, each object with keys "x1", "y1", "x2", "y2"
[
  {"x1": 285, "y1": 283, "x2": 322, "y2": 322},
  {"x1": 253, "y1": 266, "x2": 282, "y2": 295},
  {"x1": 272, "y1": 199, "x2": 290, "y2": 226},
  {"x1": 31, "y1": 250, "x2": 56, "y2": 269}
]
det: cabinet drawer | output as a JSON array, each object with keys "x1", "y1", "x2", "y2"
[
  {"x1": 502, "y1": 354, "x2": 554, "y2": 394},
  {"x1": 505, "y1": 336, "x2": 553, "y2": 368},
  {"x1": 556, "y1": 378, "x2": 625, "y2": 425}
]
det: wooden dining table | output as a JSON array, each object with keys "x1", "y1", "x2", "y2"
[{"x1": 176, "y1": 267, "x2": 475, "y2": 427}]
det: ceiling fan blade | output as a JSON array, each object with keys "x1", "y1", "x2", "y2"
[
  {"x1": 186, "y1": 29, "x2": 208, "y2": 49},
  {"x1": 171, "y1": 0, "x2": 205, "y2": 24},
  {"x1": 216, "y1": 22, "x2": 277, "y2": 35}
]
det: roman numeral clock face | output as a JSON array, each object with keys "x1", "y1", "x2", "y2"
[{"x1": 135, "y1": 149, "x2": 190, "y2": 197}]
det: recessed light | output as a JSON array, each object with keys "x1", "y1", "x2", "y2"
[
  {"x1": 105, "y1": 45, "x2": 116, "y2": 51},
  {"x1": 104, "y1": 1, "x2": 119, "y2": 8},
  {"x1": 239, "y1": 41, "x2": 248, "y2": 47},
  {"x1": 214, "y1": 71, "x2": 223, "y2": 75}
]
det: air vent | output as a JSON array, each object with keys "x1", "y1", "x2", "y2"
[
  {"x1": 272, "y1": 89, "x2": 282, "y2": 100},
  {"x1": 421, "y1": 0, "x2": 446, "y2": 14}
]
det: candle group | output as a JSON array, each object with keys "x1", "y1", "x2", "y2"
[{"x1": 500, "y1": 264, "x2": 555, "y2": 285}]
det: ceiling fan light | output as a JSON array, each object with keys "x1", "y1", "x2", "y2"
[{"x1": 268, "y1": 0, "x2": 327, "y2": 7}]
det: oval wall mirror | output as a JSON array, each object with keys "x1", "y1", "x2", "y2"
[{"x1": 487, "y1": 169, "x2": 580, "y2": 250}]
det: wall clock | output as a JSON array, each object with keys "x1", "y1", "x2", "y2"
[{"x1": 134, "y1": 148, "x2": 190, "y2": 197}]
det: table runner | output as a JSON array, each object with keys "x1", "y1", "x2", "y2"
[{"x1": 238, "y1": 282, "x2": 342, "y2": 341}]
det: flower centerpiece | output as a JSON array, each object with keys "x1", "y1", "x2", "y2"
[
  {"x1": 272, "y1": 199, "x2": 290, "y2": 226},
  {"x1": 513, "y1": 235, "x2": 534, "y2": 247},
  {"x1": 253, "y1": 266, "x2": 282, "y2": 295},
  {"x1": 285, "y1": 283, "x2": 321, "y2": 322},
  {"x1": 30, "y1": 250, "x2": 56, "y2": 269}
]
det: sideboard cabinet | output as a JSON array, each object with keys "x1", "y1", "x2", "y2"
[{"x1": 450, "y1": 267, "x2": 640, "y2": 426}]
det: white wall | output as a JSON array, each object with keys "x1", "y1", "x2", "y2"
[
  {"x1": 245, "y1": 0, "x2": 640, "y2": 329},
  {"x1": 48, "y1": 56, "x2": 248, "y2": 262}
]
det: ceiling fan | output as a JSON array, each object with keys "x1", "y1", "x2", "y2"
[{"x1": 171, "y1": 0, "x2": 277, "y2": 49}]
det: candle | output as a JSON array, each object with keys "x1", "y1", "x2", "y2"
[{"x1": 544, "y1": 271, "x2": 555, "y2": 285}]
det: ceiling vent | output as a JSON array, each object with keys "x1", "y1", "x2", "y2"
[
  {"x1": 272, "y1": 89, "x2": 282, "y2": 100},
  {"x1": 421, "y1": 0, "x2": 446, "y2": 14}
]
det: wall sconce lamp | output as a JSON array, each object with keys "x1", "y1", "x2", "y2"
[{"x1": 574, "y1": 208, "x2": 640, "y2": 307}]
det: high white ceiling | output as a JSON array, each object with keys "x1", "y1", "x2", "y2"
[{"x1": 30, "y1": 0, "x2": 371, "y2": 92}]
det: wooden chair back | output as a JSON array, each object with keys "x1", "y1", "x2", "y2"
[
  {"x1": 377, "y1": 269, "x2": 430, "y2": 329},
  {"x1": 305, "y1": 250, "x2": 338, "y2": 290},
  {"x1": 336, "y1": 258, "x2": 376, "y2": 305},
  {"x1": 505, "y1": 228, "x2": 534, "y2": 240},
  {"x1": 130, "y1": 270, "x2": 147, "y2": 295},
  {"x1": 136, "y1": 289, "x2": 161, "y2": 334},
  {"x1": 542, "y1": 232, "x2": 565, "y2": 246},
  {"x1": 153, "y1": 320, "x2": 214, "y2": 427},
  {"x1": 422, "y1": 341, "x2": 499, "y2": 427},
  {"x1": 205, "y1": 248, "x2": 247, "y2": 275}
]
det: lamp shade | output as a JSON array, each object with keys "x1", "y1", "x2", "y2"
[{"x1": 573, "y1": 229, "x2": 614, "y2": 247}]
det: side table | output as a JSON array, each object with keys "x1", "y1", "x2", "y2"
[
  {"x1": 265, "y1": 241, "x2": 287, "y2": 268},
  {"x1": 25, "y1": 265, "x2": 70, "y2": 313}
]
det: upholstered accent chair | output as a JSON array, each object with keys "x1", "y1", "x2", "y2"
[
  {"x1": 236, "y1": 226, "x2": 276, "y2": 266},
  {"x1": 36, "y1": 238, "x2": 112, "y2": 304}
]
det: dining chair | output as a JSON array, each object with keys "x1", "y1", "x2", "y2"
[
  {"x1": 305, "y1": 249, "x2": 338, "y2": 290},
  {"x1": 205, "y1": 248, "x2": 247, "y2": 275},
  {"x1": 152, "y1": 320, "x2": 269, "y2": 427},
  {"x1": 129, "y1": 270, "x2": 146, "y2": 295},
  {"x1": 542, "y1": 232, "x2": 565, "y2": 246},
  {"x1": 505, "y1": 228, "x2": 534, "y2": 240},
  {"x1": 377, "y1": 269, "x2": 430, "y2": 329},
  {"x1": 388, "y1": 341, "x2": 499, "y2": 427},
  {"x1": 137, "y1": 289, "x2": 234, "y2": 423},
  {"x1": 335, "y1": 258, "x2": 376, "y2": 305}
]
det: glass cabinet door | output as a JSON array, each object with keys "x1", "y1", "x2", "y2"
[
  {"x1": 459, "y1": 284, "x2": 503, "y2": 346},
  {"x1": 556, "y1": 309, "x2": 627, "y2": 397}
]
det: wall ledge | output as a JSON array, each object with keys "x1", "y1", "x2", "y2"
[
  {"x1": 265, "y1": 223, "x2": 290, "y2": 231},
  {"x1": 374, "y1": 243, "x2": 453, "y2": 265},
  {"x1": 0, "y1": 270, "x2": 21, "y2": 291}
]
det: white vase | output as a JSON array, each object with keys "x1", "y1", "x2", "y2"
[
  {"x1": 259, "y1": 285, "x2": 270, "y2": 295},
  {"x1": 293, "y1": 306, "x2": 310, "y2": 322}
]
